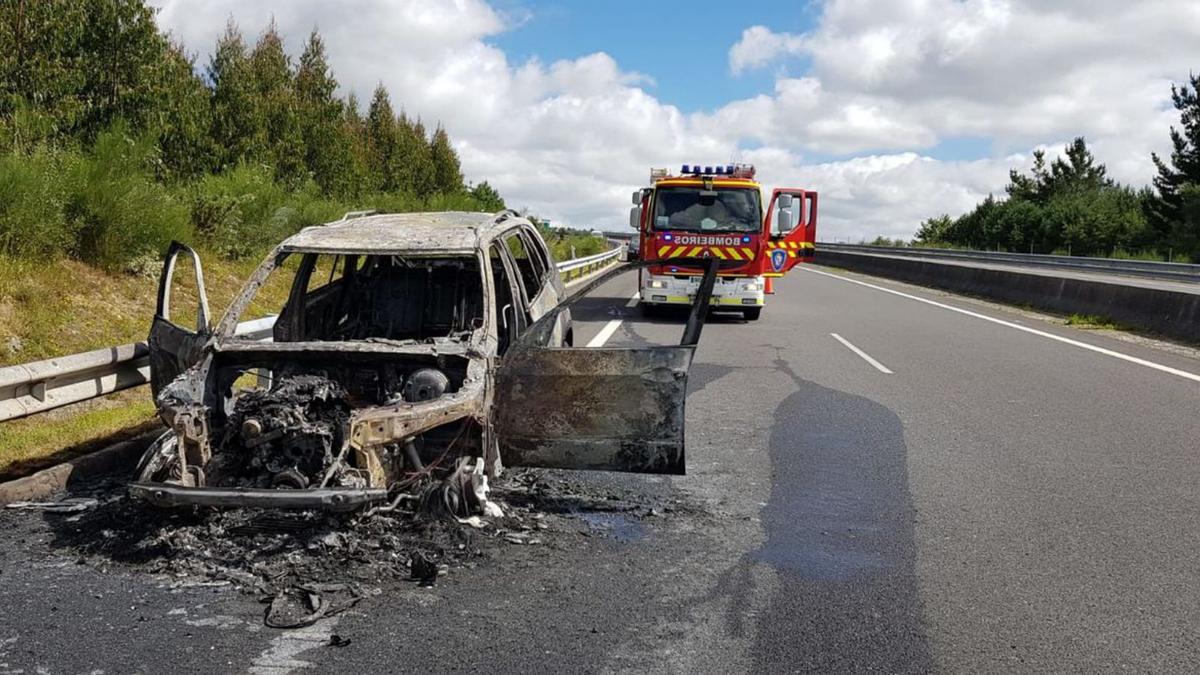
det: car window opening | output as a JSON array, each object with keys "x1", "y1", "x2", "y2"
[{"x1": 263, "y1": 253, "x2": 485, "y2": 344}]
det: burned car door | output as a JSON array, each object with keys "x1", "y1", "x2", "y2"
[
  {"x1": 493, "y1": 259, "x2": 718, "y2": 475},
  {"x1": 148, "y1": 241, "x2": 212, "y2": 396}
]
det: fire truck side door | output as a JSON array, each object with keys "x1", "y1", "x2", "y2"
[
  {"x1": 765, "y1": 188, "x2": 818, "y2": 274},
  {"x1": 493, "y1": 259, "x2": 718, "y2": 475}
]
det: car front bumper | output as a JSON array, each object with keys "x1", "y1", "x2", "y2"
[{"x1": 129, "y1": 483, "x2": 388, "y2": 512}]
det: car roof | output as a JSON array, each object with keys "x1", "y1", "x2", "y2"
[{"x1": 279, "y1": 211, "x2": 525, "y2": 254}]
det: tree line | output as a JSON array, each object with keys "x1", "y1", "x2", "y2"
[
  {"x1": 0, "y1": 0, "x2": 506, "y2": 269},
  {"x1": 915, "y1": 75, "x2": 1200, "y2": 263}
]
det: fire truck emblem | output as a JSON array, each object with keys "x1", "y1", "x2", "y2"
[{"x1": 770, "y1": 248, "x2": 788, "y2": 272}]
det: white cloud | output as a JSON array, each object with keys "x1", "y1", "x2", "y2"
[
  {"x1": 729, "y1": 25, "x2": 806, "y2": 75},
  {"x1": 721, "y1": 1, "x2": 1200, "y2": 163},
  {"x1": 149, "y1": 0, "x2": 1200, "y2": 242}
]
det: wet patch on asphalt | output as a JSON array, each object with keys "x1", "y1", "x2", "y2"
[
  {"x1": 754, "y1": 358, "x2": 931, "y2": 672},
  {"x1": 704, "y1": 358, "x2": 933, "y2": 673}
]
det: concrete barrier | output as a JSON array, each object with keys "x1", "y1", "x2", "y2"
[{"x1": 815, "y1": 250, "x2": 1200, "y2": 344}]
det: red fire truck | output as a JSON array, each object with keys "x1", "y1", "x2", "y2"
[{"x1": 629, "y1": 164, "x2": 817, "y2": 320}]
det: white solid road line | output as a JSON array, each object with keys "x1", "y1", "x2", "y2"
[
  {"x1": 805, "y1": 267, "x2": 1200, "y2": 385},
  {"x1": 587, "y1": 320, "x2": 623, "y2": 347},
  {"x1": 587, "y1": 292, "x2": 640, "y2": 348},
  {"x1": 831, "y1": 333, "x2": 894, "y2": 374}
]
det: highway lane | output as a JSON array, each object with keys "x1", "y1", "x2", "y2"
[
  {"x1": 1, "y1": 263, "x2": 1198, "y2": 672},
  {"x1": 554, "y1": 264, "x2": 1200, "y2": 671}
]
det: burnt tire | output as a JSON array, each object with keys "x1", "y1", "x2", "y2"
[{"x1": 742, "y1": 307, "x2": 762, "y2": 321}]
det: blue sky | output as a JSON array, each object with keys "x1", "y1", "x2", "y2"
[
  {"x1": 489, "y1": 2, "x2": 996, "y2": 163},
  {"x1": 491, "y1": 0, "x2": 813, "y2": 113}
]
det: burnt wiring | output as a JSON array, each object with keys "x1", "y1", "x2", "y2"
[{"x1": 362, "y1": 420, "x2": 474, "y2": 517}]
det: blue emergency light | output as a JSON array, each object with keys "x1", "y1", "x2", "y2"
[{"x1": 681, "y1": 164, "x2": 691, "y2": 173}]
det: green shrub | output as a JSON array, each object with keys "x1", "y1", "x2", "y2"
[
  {"x1": 190, "y1": 163, "x2": 290, "y2": 259},
  {"x1": 0, "y1": 146, "x2": 78, "y2": 258},
  {"x1": 67, "y1": 127, "x2": 191, "y2": 270}
]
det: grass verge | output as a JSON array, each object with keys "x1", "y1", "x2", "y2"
[
  {"x1": 1065, "y1": 313, "x2": 1122, "y2": 330},
  {"x1": 0, "y1": 391, "x2": 160, "y2": 480}
]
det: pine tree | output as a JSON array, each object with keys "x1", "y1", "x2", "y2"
[
  {"x1": 365, "y1": 84, "x2": 401, "y2": 192},
  {"x1": 295, "y1": 28, "x2": 351, "y2": 195},
  {"x1": 470, "y1": 181, "x2": 505, "y2": 212},
  {"x1": 1148, "y1": 74, "x2": 1200, "y2": 252},
  {"x1": 1006, "y1": 150, "x2": 1050, "y2": 204},
  {"x1": 207, "y1": 20, "x2": 264, "y2": 168},
  {"x1": 249, "y1": 20, "x2": 304, "y2": 186},
  {"x1": 1046, "y1": 137, "x2": 1109, "y2": 194},
  {"x1": 403, "y1": 115, "x2": 435, "y2": 197},
  {"x1": 1007, "y1": 138, "x2": 1108, "y2": 204},
  {"x1": 0, "y1": 0, "x2": 89, "y2": 147},
  {"x1": 430, "y1": 124, "x2": 463, "y2": 194},
  {"x1": 76, "y1": 0, "x2": 166, "y2": 140},
  {"x1": 152, "y1": 40, "x2": 214, "y2": 179}
]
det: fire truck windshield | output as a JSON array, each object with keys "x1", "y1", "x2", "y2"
[{"x1": 652, "y1": 187, "x2": 762, "y2": 233}]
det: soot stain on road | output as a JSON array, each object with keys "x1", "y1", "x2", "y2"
[{"x1": 722, "y1": 358, "x2": 932, "y2": 673}]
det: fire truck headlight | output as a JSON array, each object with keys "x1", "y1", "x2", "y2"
[{"x1": 648, "y1": 279, "x2": 667, "y2": 289}]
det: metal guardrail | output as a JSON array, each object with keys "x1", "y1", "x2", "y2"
[
  {"x1": 819, "y1": 243, "x2": 1200, "y2": 282},
  {"x1": 0, "y1": 248, "x2": 622, "y2": 423},
  {"x1": 556, "y1": 245, "x2": 624, "y2": 280},
  {"x1": 0, "y1": 317, "x2": 275, "y2": 422}
]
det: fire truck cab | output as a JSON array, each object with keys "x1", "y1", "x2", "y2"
[{"x1": 629, "y1": 164, "x2": 817, "y2": 320}]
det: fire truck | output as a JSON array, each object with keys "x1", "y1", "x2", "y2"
[{"x1": 629, "y1": 164, "x2": 817, "y2": 320}]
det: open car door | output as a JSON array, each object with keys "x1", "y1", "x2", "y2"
[
  {"x1": 148, "y1": 241, "x2": 212, "y2": 396},
  {"x1": 764, "y1": 188, "x2": 818, "y2": 275},
  {"x1": 493, "y1": 259, "x2": 718, "y2": 475}
]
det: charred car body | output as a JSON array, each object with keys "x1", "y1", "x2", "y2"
[{"x1": 130, "y1": 211, "x2": 717, "y2": 512}]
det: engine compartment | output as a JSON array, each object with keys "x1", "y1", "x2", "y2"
[{"x1": 166, "y1": 349, "x2": 477, "y2": 490}]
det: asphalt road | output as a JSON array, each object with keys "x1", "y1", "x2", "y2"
[{"x1": 2, "y1": 263, "x2": 1199, "y2": 673}]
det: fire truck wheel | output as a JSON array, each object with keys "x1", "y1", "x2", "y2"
[{"x1": 742, "y1": 307, "x2": 762, "y2": 321}]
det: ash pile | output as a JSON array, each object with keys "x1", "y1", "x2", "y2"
[
  {"x1": 33, "y1": 470, "x2": 676, "y2": 628},
  {"x1": 46, "y1": 479, "x2": 563, "y2": 628}
]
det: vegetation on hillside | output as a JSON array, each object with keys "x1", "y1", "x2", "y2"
[
  {"x1": 0, "y1": 0, "x2": 508, "y2": 272},
  {"x1": 914, "y1": 75, "x2": 1200, "y2": 263}
]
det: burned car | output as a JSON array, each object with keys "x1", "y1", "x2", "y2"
[{"x1": 129, "y1": 211, "x2": 717, "y2": 512}]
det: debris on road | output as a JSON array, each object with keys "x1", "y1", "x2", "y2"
[
  {"x1": 0, "y1": 467, "x2": 686, "y2": 628},
  {"x1": 5, "y1": 497, "x2": 98, "y2": 513},
  {"x1": 328, "y1": 634, "x2": 352, "y2": 648},
  {"x1": 264, "y1": 583, "x2": 364, "y2": 629}
]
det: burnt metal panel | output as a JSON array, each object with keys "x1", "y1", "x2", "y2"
[
  {"x1": 493, "y1": 258, "x2": 718, "y2": 474},
  {"x1": 494, "y1": 345, "x2": 694, "y2": 474}
]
